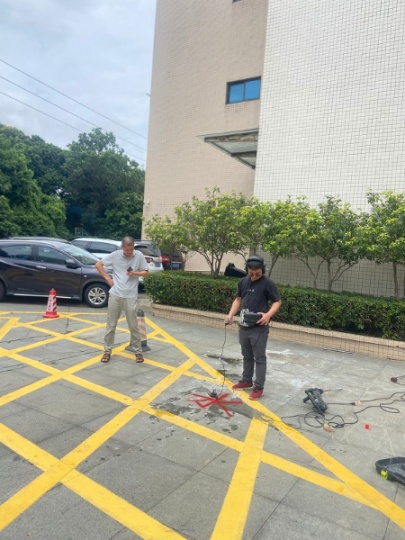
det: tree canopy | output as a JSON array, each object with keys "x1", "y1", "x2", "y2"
[
  {"x1": 0, "y1": 125, "x2": 145, "y2": 239},
  {"x1": 145, "y1": 189, "x2": 405, "y2": 296}
]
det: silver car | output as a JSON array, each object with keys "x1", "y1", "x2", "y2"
[{"x1": 71, "y1": 238, "x2": 163, "y2": 283}]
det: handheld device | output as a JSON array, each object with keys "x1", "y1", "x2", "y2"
[
  {"x1": 303, "y1": 388, "x2": 328, "y2": 414},
  {"x1": 240, "y1": 310, "x2": 262, "y2": 327},
  {"x1": 127, "y1": 266, "x2": 133, "y2": 272}
]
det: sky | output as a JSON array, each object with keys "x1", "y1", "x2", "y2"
[{"x1": 0, "y1": 0, "x2": 157, "y2": 167}]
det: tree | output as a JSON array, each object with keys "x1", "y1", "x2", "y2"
[
  {"x1": 0, "y1": 132, "x2": 67, "y2": 237},
  {"x1": 360, "y1": 191, "x2": 405, "y2": 299},
  {"x1": 146, "y1": 188, "x2": 252, "y2": 277},
  {"x1": 100, "y1": 192, "x2": 144, "y2": 239},
  {"x1": 25, "y1": 136, "x2": 67, "y2": 196},
  {"x1": 260, "y1": 198, "x2": 309, "y2": 276},
  {"x1": 0, "y1": 125, "x2": 67, "y2": 196},
  {"x1": 64, "y1": 128, "x2": 144, "y2": 236},
  {"x1": 145, "y1": 215, "x2": 192, "y2": 264},
  {"x1": 294, "y1": 197, "x2": 362, "y2": 290}
]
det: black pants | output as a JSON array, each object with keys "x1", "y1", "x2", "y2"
[{"x1": 239, "y1": 325, "x2": 269, "y2": 388}]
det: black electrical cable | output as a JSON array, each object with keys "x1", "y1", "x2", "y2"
[
  {"x1": 209, "y1": 323, "x2": 228, "y2": 399},
  {"x1": 0, "y1": 75, "x2": 147, "y2": 153},
  {"x1": 0, "y1": 90, "x2": 145, "y2": 164},
  {"x1": 0, "y1": 57, "x2": 147, "y2": 140},
  {"x1": 282, "y1": 390, "x2": 405, "y2": 430}
]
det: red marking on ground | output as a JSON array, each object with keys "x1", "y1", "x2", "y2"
[{"x1": 190, "y1": 392, "x2": 243, "y2": 417}]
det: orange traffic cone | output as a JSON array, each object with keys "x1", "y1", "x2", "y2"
[
  {"x1": 137, "y1": 309, "x2": 151, "y2": 351},
  {"x1": 43, "y1": 288, "x2": 59, "y2": 318}
]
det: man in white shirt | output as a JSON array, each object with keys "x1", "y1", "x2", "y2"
[{"x1": 95, "y1": 236, "x2": 149, "y2": 363}]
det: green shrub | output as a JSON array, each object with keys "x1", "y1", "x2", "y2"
[{"x1": 144, "y1": 271, "x2": 405, "y2": 341}]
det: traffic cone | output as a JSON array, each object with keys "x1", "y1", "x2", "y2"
[
  {"x1": 137, "y1": 309, "x2": 151, "y2": 352},
  {"x1": 125, "y1": 308, "x2": 151, "y2": 353},
  {"x1": 43, "y1": 288, "x2": 59, "y2": 318}
]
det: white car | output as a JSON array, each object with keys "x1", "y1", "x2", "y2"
[{"x1": 71, "y1": 238, "x2": 163, "y2": 284}]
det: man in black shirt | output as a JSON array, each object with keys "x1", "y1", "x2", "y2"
[{"x1": 225, "y1": 255, "x2": 282, "y2": 399}]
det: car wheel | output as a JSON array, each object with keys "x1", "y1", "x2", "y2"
[
  {"x1": 0, "y1": 281, "x2": 5, "y2": 302},
  {"x1": 84, "y1": 283, "x2": 109, "y2": 308}
]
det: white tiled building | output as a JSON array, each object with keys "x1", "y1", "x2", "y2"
[{"x1": 145, "y1": 0, "x2": 405, "y2": 297}]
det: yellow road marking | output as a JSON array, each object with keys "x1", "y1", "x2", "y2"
[
  {"x1": 0, "y1": 317, "x2": 19, "y2": 341},
  {"x1": 63, "y1": 358, "x2": 196, "y2": 470},
  {"x1": 65, "y1": 472, "x2": 186, "y2": 540},
  {"x1": 230, "y1": 392, "x2": 405, "y2": 530},
  {"x1": 211, "y1": 417, "x2": 268, "y2": 539},
  {"x1": 0, "y1": 358, "x2": 196, "y2": 532},
  {"x1": 1, "y1": 312, "x2": 404, "y2": 535},
  {"x1": 145, "y1": 406, "x2": 377, "y2": 509},
  {"x1": 0, "y1": 424, "x2": 185, "y2": 539}
]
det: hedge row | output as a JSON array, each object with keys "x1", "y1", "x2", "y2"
[{"x1": 144, "y1": 271, "x2": 405, "y2": 341}]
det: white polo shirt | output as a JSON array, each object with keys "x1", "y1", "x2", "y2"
[{"x1": 101, "y1": 249, "x2": 148, "y2": 298}]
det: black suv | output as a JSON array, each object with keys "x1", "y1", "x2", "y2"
[{"x1": 0, "y1": 238, "x2": 110, "y2": 308}]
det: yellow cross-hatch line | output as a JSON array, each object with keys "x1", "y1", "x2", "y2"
[
  {"x1": 0, "y1": 312, "x2": 404, "y2": 538},
  {"x1": 211, "y1": 417, "x2": 268, "y2": 539}
]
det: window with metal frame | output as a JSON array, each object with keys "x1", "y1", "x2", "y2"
[{"x1": 227, "y1": 77, "x2": 261, "y2": 104}]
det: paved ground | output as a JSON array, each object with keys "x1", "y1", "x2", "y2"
[{"x1": 0, "y1": 294, "x2": 405, "y2": 540}]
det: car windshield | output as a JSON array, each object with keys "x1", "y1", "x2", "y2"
[
  {"x1": 62, "y1": 244, "x2": 100, "y2": 265},
  {"x1": 136, "y1": 242, "x2": 161, "y2": 257}
]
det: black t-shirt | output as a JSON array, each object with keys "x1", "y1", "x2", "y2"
[{"x1": 237, "y1": 275, "x2": 280, "y2": 314}]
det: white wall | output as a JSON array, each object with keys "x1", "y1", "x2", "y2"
[{"x1": 256, "y1": 0, "x2": 405, "y2": 296}]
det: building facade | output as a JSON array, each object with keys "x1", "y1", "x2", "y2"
[
  {"x1": 144, "y1": 0, "x2": 268, "y2": 269},
  {"x1": 145, "y1": 0, "x2": 405, "y2": 296}
]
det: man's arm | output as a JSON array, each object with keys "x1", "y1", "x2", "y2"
[
  {"x1": 127, "y1": 268, "x2": 149, "y2": 278},
  {"x1": 225, "y1": 297, "x2": 241, "y2": 325},
  {"x1": 95, "y1": 260, "x2": 113, "y2": 287}
]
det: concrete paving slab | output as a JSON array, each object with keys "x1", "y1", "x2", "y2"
[
  {"x1": 38, "y1": 425, "x2": 104, "y2": 459},
  {"x1": 110, "y1": 528, "x2": 142, "y2": 540},
  {"x1": 83, "y1": 445, "x2": 196, "y2": 512},
  {"x1": 1, "y1": 302, "x2": 405, "y2": 539},
  {"x1": 1, "y1": 407, "x2": 76, "y2": 443},
  {"x1": 0, "y1": 366, "x2": 48, "y2": 395},
  {"x1": 136, "y1": 423, "x2": 228, "y2": 471},
  {"x1": 0, "y1": 401, "x2": 26, "y2": 420},
  {"x1": 280, "y1": 475, "x2": 389, "y2": 538},
  {"x1": 105, "y1": 412, "x2": 170, "y2": 446},
  {"x1": 77, "y1": 367, "x2": 154, "y2": 398},
  {"x1": 0, "y1": 445, "x2": 41, "y2": 505},
  {"x1": 149, "y1": 471, "x2": 229, "y2": 540},
  {"x1": 0, "y1": 485, "x2": 124, "y2": 540},
  {"x1": 252, "y1": 503, "x2": 374, "y2": 540},
  {"x1": 242, "y1": 493, "x2": 279, "y2": 540}
]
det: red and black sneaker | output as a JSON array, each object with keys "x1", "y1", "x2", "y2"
[
  {"x1": 232, "y1": 380, "x2": 253, "y2": 390},
  {"x1": 250, "y1": 386, "x2": 263, "y2": 399}
]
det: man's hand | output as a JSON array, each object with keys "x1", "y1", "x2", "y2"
[
  {"x1": 258, "y1": 312, "x2": 270, "y2": 325},
  {"x1": 225, "y1": 315, "x2": 233, "y2": 325}
]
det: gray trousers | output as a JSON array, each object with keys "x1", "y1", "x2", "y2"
[
  {"x1": 239, "y1": 325, "x2": 269, "y2": 388},
  {"x1": 104, "y1": 294, "x2": 141, "y2": 354}
]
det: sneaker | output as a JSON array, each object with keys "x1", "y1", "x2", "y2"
[
  {"x1": 250, "y1": 386, "x2": 263, "y2": 399},
  {"x1": 232, "y1": 380, "x2": 253, "y2": 390}
]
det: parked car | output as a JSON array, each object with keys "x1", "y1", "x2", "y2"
[
  {"x1": 161, "y1": 250, "x2": 184, "y2": 270},
  {"x1": 0, "y1": 238, "x2": 110, "y2": 308},
  {"x1": 71, "y1": 238, "x2": 163, "y2": 284}
]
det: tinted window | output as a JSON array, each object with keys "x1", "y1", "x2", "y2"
[
  {"x1": 62, "y1": 244, "x2": 100, "y2": 265},
  {"x1": 0, "y1": 244, "x2": 33, "y2": 260},
  {"x1": 135, "y1": 246, "x2": 155, "y2": 256},
  {"x1": 135, "y1": 242, "x2": 161, "y2": 257},
  {"x1": 38, "y1": 247, "x2": 67, "y2": 264},
  {"x1": 89, "y1": 241, "x2": 119, "y2": 254},
  {"x1": 72, "y1": 240, "x2": 88, "y2": 249}
]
